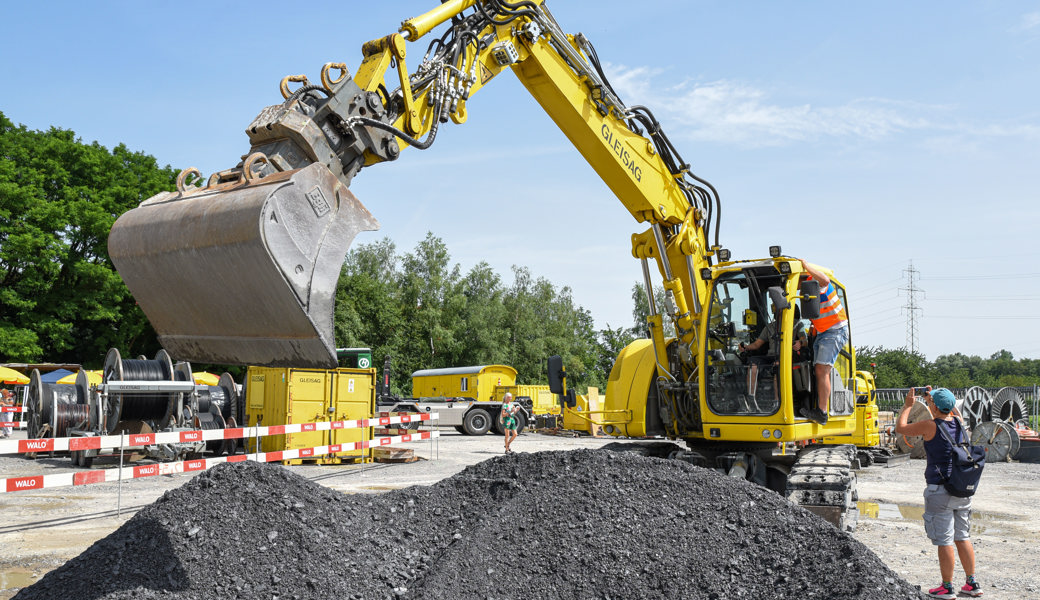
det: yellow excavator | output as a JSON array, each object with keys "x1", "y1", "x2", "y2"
[{"x1": 108, "y1": 0, "x2": 863, "y2": 527}]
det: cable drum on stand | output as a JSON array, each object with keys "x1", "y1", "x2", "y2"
[
  {"x1": 194, "y1": 410, "x2": 228, "y2": 455},
  {"x1": 962, "y1": 386, "x2": 992, "y2": 430},
  {"x1": 102, "y1": 348, "x2": 180, "y2": 434},
  {"x1": 895, "y1": 399, "x2": 931, "y2": 459},
  {"x1": 971, "y1": 420, "x2": 1019, "y2": 462},
  {"x1": 990, "y1": 387, "x2": 1028, "y2": 423},
  {"x1": 25, "y1": 369, "x2": 89, "y2": 440}
]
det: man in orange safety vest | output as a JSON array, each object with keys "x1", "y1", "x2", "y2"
[{"x1": 799, "y1": 259, "x2": 849, "y2": 425}]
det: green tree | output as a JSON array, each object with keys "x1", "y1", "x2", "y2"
[
  {"x1": 335, "y1": 237, "x2": 407, "y2": 392},
  {"x1": 854, "y1": 346, "x2": 932, "y2": 388},
  {"x1": 398, "y1": 233, "x2": 464, "y2": 377},
  {"x1": 0, "y1": 113, "x2": 175, "y2": 363},
  {"x1": 596, "y1": 324, "x2": 636, "y2": 383},
  {"x1": 456, "y1": 261, "x2": 508, "y2": 367},
  {"x1": 630, "y1": 281, "x2": 666, "y2": 337}
]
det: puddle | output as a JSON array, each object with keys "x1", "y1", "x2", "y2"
[
  {"x1": 0, "y1": 567, "x2": 39, "y2": 592},
  {"x1": 857, "y1": 501, "x2": 1026, "y2": 535}
]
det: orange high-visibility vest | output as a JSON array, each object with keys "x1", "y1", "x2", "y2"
[{"x1": 810, "y1": 278, "x2": 848, "y2": 333}]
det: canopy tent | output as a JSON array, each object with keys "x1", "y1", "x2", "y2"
[
  {"x1": 0, "y1": 366, "x2": 29, "y2": 385},
  {"x1": 40, "y1": 369, "x2": 75, "y2": 384},
  {"x1": 56, "y1": 370, "x2": 103, "y2": 385},
  {"x1": 193, "y1": 372, "x2": 220, "y2": 386}
]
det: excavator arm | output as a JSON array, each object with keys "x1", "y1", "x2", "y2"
[{"x1": 109, "y1": 0, "x2": 720, "y2": 374}]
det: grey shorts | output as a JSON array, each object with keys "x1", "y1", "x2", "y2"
[
  {"x1": 923, "y1": 484, "x2": 972, "y2": 546},
  {"x1": 813, "y1": 324, "x2": 848, "y2": 366}
]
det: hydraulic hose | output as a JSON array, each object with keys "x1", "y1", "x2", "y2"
[{"x1": 348, "y1": 101, "x2": 443, "y2": 150}]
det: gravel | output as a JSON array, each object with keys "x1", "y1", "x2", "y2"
[{"x1": 14, "y1": 449, "x2": 924, "y2": 600}]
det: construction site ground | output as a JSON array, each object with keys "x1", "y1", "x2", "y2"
[{"x1": 1, "y1": 429, "x2": 1037, "y2": 599}]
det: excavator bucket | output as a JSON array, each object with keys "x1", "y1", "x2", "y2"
[{"x1": 108, "y1": 163, "x2": 378, "y2": 368}]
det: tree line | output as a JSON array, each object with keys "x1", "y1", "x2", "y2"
[{"x1": 3, "y1": 114, "x2": 1040, "y2": 394}]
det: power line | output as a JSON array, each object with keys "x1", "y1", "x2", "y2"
[
  {"x1": 927, "y1": 315, "x2": 1040, "y2": 320},
  {"x1": 923, "y1": 272, "x2": 1040, "y2": 281}
]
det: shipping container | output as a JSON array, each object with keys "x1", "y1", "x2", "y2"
[{"x1": 244, "y1": 366, "x2": 375, "y2": 464}]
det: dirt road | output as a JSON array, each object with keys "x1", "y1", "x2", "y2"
[{"x1": 1, "y1": 431, "x2": 1037, "y2": 598}]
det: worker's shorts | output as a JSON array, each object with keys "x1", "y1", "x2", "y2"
[
  {"x1": 813, "y1": 324, "x2": 848, "y2": 366},
  {"x1": 502, "y1": 417, "x2": 517, "y2": 431},
  {"x1": 923, "y1": 483, "x2": 972, "y2": 546}
]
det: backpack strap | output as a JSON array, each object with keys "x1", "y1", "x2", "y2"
[{"x1": 933, "y1": 418, "x2": 961, "y2": 447}]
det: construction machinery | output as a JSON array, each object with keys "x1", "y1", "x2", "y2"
[
  {"x1": 108, "y1": 0, "x2": 862, "y2": 527},
  {"x1": 374, "y1": 362, "x2": 537, "y2": 436}
]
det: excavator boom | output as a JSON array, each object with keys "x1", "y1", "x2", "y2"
[{"x1": 109, "y1": 0, "x2": 715, "y2": 368}]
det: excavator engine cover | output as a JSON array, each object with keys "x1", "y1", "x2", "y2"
[{"x1": 109, "y1": 163, "x2": 378, "y2": 368}]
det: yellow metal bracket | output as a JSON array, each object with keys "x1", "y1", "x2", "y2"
[
  {"x1": 356, "y1": 34, "x2": 421, "y2": 135},
  {"x1": 563, "y1": 408, "x2": 633, "y2": 427}
]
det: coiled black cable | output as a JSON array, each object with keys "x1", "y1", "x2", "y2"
[{"x1": 118, "y1": 360, "x2": 174, "y2": 421}]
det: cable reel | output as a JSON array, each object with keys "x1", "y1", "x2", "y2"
[
  {"x1": 101, "y1": 348, "x2": 181, "y2": 435},
  {"x1": 25, "y1": 369, "x2": 90, "y2": 441}
]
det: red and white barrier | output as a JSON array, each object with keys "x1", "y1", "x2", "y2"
[
  {"x1": 2, "y1": 406, "x2": 27, "y2": 429},
  {"x1": 1, "y1": 430, "x2": 439, "y2": 493},
  {"x1": 0, "y1": 412, "x2": 435, "y2": 456}
]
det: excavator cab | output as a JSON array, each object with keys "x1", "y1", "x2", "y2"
[{"x1": 702, "y1": 263, "x2": 849, "y2": 423}]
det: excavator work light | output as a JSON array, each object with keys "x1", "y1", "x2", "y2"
[
  {"x1": 769, "y1": 245, "x2": 781, "y2": 257},
  {"x1": 779, "y1": 261, "x2": 791, "y2": 274},
  {"x1": 700, "y1": 268, "x2": 713, "y2": 281},
  {"x1": 717, "y1": 248, "x2": 731, "y2": 261}
]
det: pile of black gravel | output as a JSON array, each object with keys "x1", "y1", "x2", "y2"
[{"x1": 15, "y1": 450, "x2": 923, "y2": 600}]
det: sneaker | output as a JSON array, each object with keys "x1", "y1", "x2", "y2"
[
  {"x1": 798, "y1": 407, "x2": 829, "y2": 425},
  {"x1": 959, "y1": 580, "x2": 983, "y2": 597},
  {"x1": 926, "y1": 583, "x2": 955, "y2": 599}
]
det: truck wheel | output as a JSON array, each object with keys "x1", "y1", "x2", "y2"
[
  {"x1": 454, "y1": 426, "x2": 467, "y2": 435},
  {"x1": 462, "y1": 409, "x2": 492, "y2": 436},
  {"x1": 491, "y1": 416, "x2": 504, "y2": 436},
  {"x1": 514, "y1": 411, "x2": 527, "y2": 434}
]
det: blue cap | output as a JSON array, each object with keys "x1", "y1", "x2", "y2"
[{"x1": 928, "y1": 388, "x2": 956, "y2": 412}]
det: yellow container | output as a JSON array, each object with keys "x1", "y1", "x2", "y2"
[
  {"x1": 496, "y1": 384, "x2": 558, "y2": 415},
  {"x1": 244, "y1": 366, "x2": 375, "y2": 464},
  {"x1": 411, "y1": 365, "x2": 517, "y2": 400}
]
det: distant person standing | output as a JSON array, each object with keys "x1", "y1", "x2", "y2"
[
  {"x1": 500, "y1": 393, "x2": 519, "y2": 453},
  {"x1": 895, "y1": 386, "x2": 983, "y2": 599},
  {"x1": 0, "y1": 388, "x2": 14, "y2": 438}
]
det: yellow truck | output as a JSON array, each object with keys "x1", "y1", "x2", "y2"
[{"x1": 378, "y1": 365, "x2": 547, "y2": 435}]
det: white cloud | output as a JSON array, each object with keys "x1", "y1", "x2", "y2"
[
  {"x1": 604, "y1": 64, "x2": 1040, "y2": 147},
  {"x1": 606, "y1": 65, "x2": 937, "y2": 146},
  {"x1": 1015, "y1": 11, "x2": 1040, "y2": 32}
]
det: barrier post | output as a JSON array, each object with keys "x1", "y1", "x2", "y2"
[{"x1": 117, "y1": 430, "x2": 125, "y2": 518}]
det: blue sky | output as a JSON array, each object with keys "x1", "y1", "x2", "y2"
[{"x1": 3, "y1": 1, "x2": 1040, "y2": 361}]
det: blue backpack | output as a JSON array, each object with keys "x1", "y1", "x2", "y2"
[{"x1": 934, "y1": 418, "x2": 986, "y2": 497}]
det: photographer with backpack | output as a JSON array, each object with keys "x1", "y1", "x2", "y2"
[{"x1": 896, "y1": 386, "x2": 984, "y2": 599}]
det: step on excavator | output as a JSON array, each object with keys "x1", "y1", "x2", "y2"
[{"x1": 109, "y1": 0, "x2": 863, "y2": 528}]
